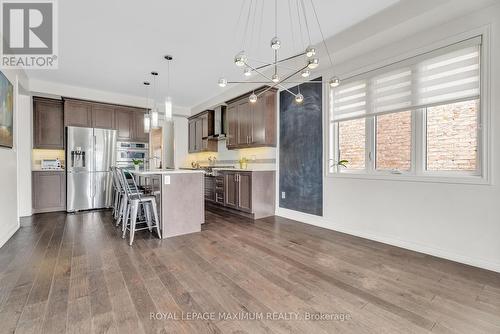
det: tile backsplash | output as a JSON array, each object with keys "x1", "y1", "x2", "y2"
[
  {"x1": 32, "y1": 149, "x2": 65, "y2": 168},
  {"x1": 185, "y1": 139, "x2": 276, "y2": 169}
]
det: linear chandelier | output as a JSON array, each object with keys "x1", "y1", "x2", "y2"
[{"x1": 218, "y1": 0, "x2": 340, "y2": 104}]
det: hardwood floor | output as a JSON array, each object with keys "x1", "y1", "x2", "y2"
[{"x1": 0, "y1": 209, "x2": 499, "y2": 333}]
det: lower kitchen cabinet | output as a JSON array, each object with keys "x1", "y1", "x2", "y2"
[
  {"x1": 32, "y1": 171, "x2": 66, "y2": 213},
  {"x1": 207, "y1": 170, "x2": 275, "y2": 219}
]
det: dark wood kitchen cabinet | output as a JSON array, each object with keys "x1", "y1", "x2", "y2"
[
  {"x1": 115, "y1": 107, "x2": 133, "y2": 140},
  {"x1": 223, "y1": 171, "x2": 251, "y2": 213},
  {"x1": 132, "y1": 109, "x2": 149, "y2": 142},
  {"x1": 64, "y1": 99, "x2": 92, "y2": 127},
  {"x1": 33, "y1": 97, "x2": 64, "y2": 149},
  {"x1": 188, "y1": 110, "x2": 217, "y2": 153},
  {"x1": 92, "y1": 103, "x2": 115, "y2": 129},
  {"x1": 32, "y1": 171, "x2": 66, "y2": 213},
  {"x1": 226, "y1": 87, "x2": 277, "y2": 150},
  {"x1": 215, "y1": 170, "x2": 275, "y2": 219}
]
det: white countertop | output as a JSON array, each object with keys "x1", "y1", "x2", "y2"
[
  {"x1": 130, "y1": 169, "x2": 205, "y2": 176},
  {"x1": 212, "y1": 167, "x2": 276, "y2": 172},
  {"x1": 32, "y1": 167, "x2": 65, "y2": 172}
]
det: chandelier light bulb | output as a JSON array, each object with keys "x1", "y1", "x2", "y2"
[
  {"x1": 301, "y1": 70, "x2": 311, "y2": 78},
  {"x1": 244, "y1": 67, "x2": 252, "y2": 76},
  {"x1": 305, "y1": 46, "x2": 316, "y2": 58},
  {"x1": 234, "y1": 51, "x2": 247, "y2": 67},
  {"x1": 307, "y1": 58, "x2": 319, "y2": 69},
  {"x1": 218, "y1": 78, "x2": 227, "y2": 87},
  {"x1": 249, "y1": 93, "x2": 258, "y2": 103},
  {"x1": 329, "y1": 76, "x2": 341, "y2": 88},
  {"x1": 271, "y1": 74, "x2": 280, "y2": 83},
  {"x1": 295, "y1": 93, "x2": 304, "y2": 104},
  {"x1": 270, "y1": 37, "x2": 281, "y2": 50}
]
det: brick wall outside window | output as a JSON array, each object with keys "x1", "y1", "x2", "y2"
[
  {"x1": 376, "y1": 111, "x2": 412, "y2": 171},
  {"x1": 426, "y1": 99, "x2": 478, "y2": 171},
  {"x1": 338, "y1": 118, "x2": 365, "y2": 169}
]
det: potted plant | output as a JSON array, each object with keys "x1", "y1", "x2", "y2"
[
  {"x1": 331, "y1": 159, "x2": 349, "y2": 170},
  {"x1": 132, "y1": 159, "x2": 142, "y2": 171}
]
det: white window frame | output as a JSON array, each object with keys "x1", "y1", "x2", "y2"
[{"x1": 326, "y1": 30, "x2": 490, "y2": 185}]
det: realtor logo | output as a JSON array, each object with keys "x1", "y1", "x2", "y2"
[{"x1": 1, "y1": 0, "x2": 58, "y2": 69}]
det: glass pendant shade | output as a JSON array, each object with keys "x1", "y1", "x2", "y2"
[
  {"x1": 307, "y1": 58, "x2": 319, "y2": 69},
  {"x1": 295, "y1": 93, "x2": 304, "y2": 103},
  {"x1": 234, "y1": 51, "x2": 247, "y2": 67},
  {"x1": 305, "y1": 46, "x2": 316, "y2": 58},
  {"x1": 329, "y1": 76, "x2": 340, "y2": 87},
  {"x1": 270, "y1": 37, "x2": 281, "y2": 50},
  {"x1": 165, "y1": 96, "x2": 173, "y2": 120},
  {"x1": 218, "y1": 78, "x2": 227, "y2": 87},
  {"x1": 249, "y1": 93, "x2": 258, "y2": 103},
  {"x1": 143, "y1": 113, "x2": 151, "y2": 133},
  {"x1": 151, "y1": 108, "x2": 159, "y2": 129}
]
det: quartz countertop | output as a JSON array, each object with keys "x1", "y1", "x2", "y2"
[
  {"x1": 32, "y1": 167, "x2": 65, "y2": 172},
  {"x1": 129, "y1": 169, "x2": 205, "y2": 176},
  {"x1": 212, "y1": 167, "x2": 276, "y2": 172}
]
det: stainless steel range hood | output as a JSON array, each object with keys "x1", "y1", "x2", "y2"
[{"x1": 212, "y1": 105, "x2": 227, "y2": 139}]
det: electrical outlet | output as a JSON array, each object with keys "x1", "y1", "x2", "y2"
[
  {"x1": 281, "y1": 191, "x2": 286, "y2": 199},
  {"x1": 164, "y1": 175, "x2": 171, "y2": 185}
]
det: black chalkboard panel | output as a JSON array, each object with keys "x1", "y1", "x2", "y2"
[{"x1": 279, "y1": 78, "x2": 323, "y2": 216}]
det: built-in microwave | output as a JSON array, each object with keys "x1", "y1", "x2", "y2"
[{"x1": 116, "y1": 141, "x2": 149, "y2": 167}]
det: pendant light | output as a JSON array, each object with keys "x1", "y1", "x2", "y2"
[
  {"x1": 164, "y1": 55, "x2": 173, "y2": 120},
  {"x1": 150, "y1": 71, "x2": 159, "y2": 129},
  {"x1": 143, "y1": 81, "x2": 151, "y2": 133}
]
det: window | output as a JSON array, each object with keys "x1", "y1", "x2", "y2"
[
  {"x1": 425, "y1": 99, "x2": 479, "y2": 172},
  {"x1": 338, "y1": 118, "x2": 365, "y2": 170},
  {"x1": 328, "y1": 36, "x2": 485, "y2": 181},
  {"x1": 376, "y1": 111, "x2": 412, "y2": 172}
]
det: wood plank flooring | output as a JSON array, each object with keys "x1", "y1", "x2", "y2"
[{"x1": 0, "y1": 209, "x2": 499, "y2": 333}]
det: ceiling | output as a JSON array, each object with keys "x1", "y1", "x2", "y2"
[{"x1": 26, "y1": 0, "x2": 400, "y2": 108}]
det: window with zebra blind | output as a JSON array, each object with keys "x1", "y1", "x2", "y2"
[{"x1": 328, "y1": 36, "x2": 486, "y2": 182}]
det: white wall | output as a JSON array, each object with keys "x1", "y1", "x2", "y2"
[
  {"x1": 0, "y1": 72, "x2": 21, "y2": 247},
  {"x1": 276, "y1": 3, "x2": 500, "y2": 272},
  {"x1": 16, "y1": 95, "x2": 32, "y2": 217}
]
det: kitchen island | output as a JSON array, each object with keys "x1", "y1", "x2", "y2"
[{"x1": 129, "y1": 169, "x2": 204, "y2": 238}]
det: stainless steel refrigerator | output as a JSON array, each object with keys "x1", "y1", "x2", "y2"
[{"x1": 66, "y1": 126, "x2": 117, "y2": 212}]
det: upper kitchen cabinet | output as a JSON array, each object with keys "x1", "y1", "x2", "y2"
[
  {"x1": 188, "y1": 110, "x2": 217, "y2": 153},
  {"x1": 226, "y1": 87, "x2": 277, "y2": 150},
  {"x1": 114, "y1": 107, "x2": 133, "y2": 140},
  {"x1": 132, "y1": 109, "x2": 149, "y2": 142},
  {"x1": 33, "y1": 97, "x2": 64, "y2": 149},
  {"x1": 92, "y1": 103, "x2": 115, "y2": 129},
  {"x1": 114, "y1": 107, "x2": 148, "y2": 142},
  {"x1": 64, "y1": 99, "x2": 92, "y2": 127}
]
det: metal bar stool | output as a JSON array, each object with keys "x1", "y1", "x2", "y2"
[
  {"x1": 110, "y1": 167, "x2": 122, "y2": 222},
  {"x1": 118, "y1": 168, "x2": 161, "y2": 245},
  {"x1": 114, "y1": 167, "x2": 142, "y2": 228}
]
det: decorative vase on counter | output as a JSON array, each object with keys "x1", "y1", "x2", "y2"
[
  {"x1": 238, "y1": 157, "x2": 248, "y2": 169},
  {"x1": 134, "y1": 164, "x2": 140, "y2": 171}
]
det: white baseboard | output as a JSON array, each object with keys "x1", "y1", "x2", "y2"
[
  {"x1": 275, "y1": 207, "x2": 500, "y2": 274},
  {"x1": 0, "y1": 222, "x2": 20, "y2": 249}
]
